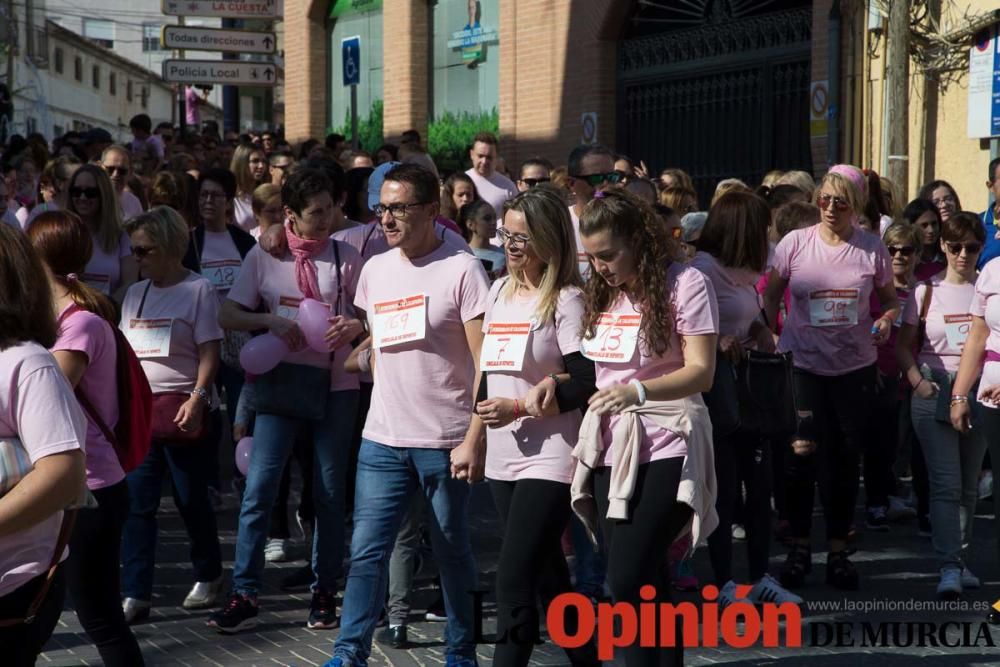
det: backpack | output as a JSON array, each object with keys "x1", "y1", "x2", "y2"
[{"x1": 74, "y1": 320, "x2": 153, "y2": 473}]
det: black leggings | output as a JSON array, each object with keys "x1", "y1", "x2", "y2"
[
  {"x1": 0, "y1": 569, "x2": 66, "y2": 666},
  {"x1": 787, "y1": 365, "x2": 875, "y2": 541},
  {"x1": 489, "y1": 478, "x2": 597, "y2": 667},
  {"x1": 64, "y1": 481, "x2": 144, "y2": 666},
  {"x1": 862, "y1": 373, "x2": 900, "y2": 508},
  {"x1": 594, "y1": 458, "x2": 692, "y2": 667},
  {"x1": 708, "y1": 429, "x2": 772, "y2": 583}
]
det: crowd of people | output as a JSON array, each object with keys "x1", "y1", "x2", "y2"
[{"x1": 2, "y1": 114, "x2": 1000, "y2": 667}]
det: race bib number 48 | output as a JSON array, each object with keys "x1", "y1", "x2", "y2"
[
  {"x1": 808, "y1": 289, "x2": 859, "y2": 327},
  {"x1": 581, "y1": 313, "x2": 641, "y2": 363},
  {"x1": 481, "y1": 322, "x2": 531, "y2": 372},
  {"x1": 372, "y1": 295, "x2": 427, "y2": 349}
]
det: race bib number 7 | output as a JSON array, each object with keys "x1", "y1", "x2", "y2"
[
  {"x1": 581, "y1": 313, "x2": 641, "y2": 363},
  {"x1": 808, "y1": 289, "x2": 859, "y2": 327},
  {"x1": 481, "y1": 322, "x2": 531, "y2": 372},
  {"x1": 372, "y1": 295, "x2": 427, "y2": 349}
]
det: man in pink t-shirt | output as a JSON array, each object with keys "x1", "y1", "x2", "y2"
[
  {"x1": 332, "y1": 164, "x2": 490, "y2": 666},
  {"x1": 100, "y1": 146, "x2": 144, "y2": 221},
  {"x1": 465, "y1": 132, "x2": 516, "y2": 229}
]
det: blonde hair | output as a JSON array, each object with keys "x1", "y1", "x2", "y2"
[
  {"x1": 66, "y1": 164, "x2": 124, "y2": 255},
  {"x1": 499, "y1": 185, "x2": 582, "y2": 324},
  {"x1": 816, "y1": 172, "x2": 866, "y2": 217},
  {"x1": 230, "y1": 144, "x2": 266, "y2": 196},
  {"x1": 252, "y1": 183, "x2": 281, "y2": 215},
  {"x1": 124, "y1": 206, "x2": 190, "y2": 260},
  {"x1": 776, "y1": 170, "x2": 815, "y2": 197},
  {"x1": 711, "y1": 178, "x2": 750, "y2": 207},
  {"x1": 761, "y1": 170, "x2": 785, "y2": 188},
  {"x1": 882, "y1": 221, "x2": 922, "y2": 253}
]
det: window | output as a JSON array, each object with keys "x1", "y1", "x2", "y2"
[
  {"x1": 142, "y1": 24, "x2": 164, "y2": 52},
  {"x1": 109, "y1": 73, "x2": 116, "y2": 95},
  {"x1": 74, "y1": 56, "x2": 82, "y2": 81},
  {"x1": 126, "y1": 80, "x2": 133, "y2": 102},
  {"x1": 54, "y1": 47, "x2": 63, "y2": 74},
  {"x1": 92, "y1": 65, "x2": 100, "y2": 89},
  {"x1": 82, "y1": 19, "x2": 114, "y2": 49}
]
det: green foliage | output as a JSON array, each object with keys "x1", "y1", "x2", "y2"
[
  {"x1": 329, "y1": 99, "x2": 384, "y2": 152},
  {"x1": 428, "y1": 108, "x2": 498, "y2": 174}
]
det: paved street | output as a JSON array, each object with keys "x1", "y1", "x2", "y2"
[{"x1": 40, "y1": 480, "x2": 1000, "y2": 666}]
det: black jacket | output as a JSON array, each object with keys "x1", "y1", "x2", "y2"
[{"x1": 182, "y1": 223, "x2": 257, "y2": 273}]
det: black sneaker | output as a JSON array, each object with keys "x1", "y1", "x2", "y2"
[
  {"x1": 307, "y1": 589, "x2": 339, "y2": 629},
  {"x1": 865, "y1": 506, "x2": 889, "y2": 532},
  {"x1": 825, "y1": 550, "x2": 859, "y2": 590},
  {"x1": 207, "y1": 593, "x2": 259, "y2": 634}
]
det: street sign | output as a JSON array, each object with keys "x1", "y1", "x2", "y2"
[
  {"x1": 342, "y1": 35, "x2": 360, "y2": 87},
  {"x1": 968, "y1": 26, "x2": 1000, "y2": 138},
  {"x1": 162, "y1": 59, "x2": 277, "y2": 86},
  {"x1": 161, "y1": 0, "x2": 278, "y2": 19},
  {"x1": 162, "y1": 26, "x2": 276, "y2": 54}
]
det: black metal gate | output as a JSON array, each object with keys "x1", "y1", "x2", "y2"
[{"x1": 618, "y1": 5, "x2": 813, "y2": 206}]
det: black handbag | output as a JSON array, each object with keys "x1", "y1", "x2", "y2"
[
  {"x1": 250, "y1": 362, "x2": 330, "y2": 420},
  {"x1": 737, "y1": 349, "x2": 796, "y2": 436},
  {"x1": 702, "y1": 351, "x2": 741, "y2": 437}
]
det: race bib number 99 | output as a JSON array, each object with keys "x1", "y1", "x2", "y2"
[
  {"x1": 581, "y1": 313, "x2": 641, "y2": 363},
  {"x1": 808, "y1": 289, "x2": 859, "y2": 327},
  {"x1": 372, "y1": 295, "x2": 427, "y2": 349}
]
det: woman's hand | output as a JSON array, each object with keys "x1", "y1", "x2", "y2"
[
  {"x1": 269, "y1": 314, "x2": 305, "y2": 350},
  {"x1": 325, "y1": 316, "x2": 364, "y2": 350},
  {"x1": 871, "y1": 317, "x2": 892, "y2": 346},
  {"x1": 718, "y1": 335, "x2": 743, "y2": 366},
  {"x1": 587, "y1": 383, "x2": 640, "y2": 416},
  {"x1": 450, "y1": 437, "x2": 485, "y2": 483},
  {"x1": 790, "y1": 439, "x2": 817, "y2": 456},
  {"x1": 913, "y1": 378, "x2": 939, "y2": 400},
  {"x1": 258, "y1": 224, "x2": 287, "y2": 257},
  {"x1": 524, "y1": 377, "x2": 556, "y2": 418},
  {"x1": 174, "y1": 396, "x2": 205, "y2": 433},
  {"x1": 233, "y1": 423, "x2": 247, "y2": 442},
  {"x1": 476, "y1": 398, "x2": 517, "y2": 428},
  {"x1": 981, "y1": 385, "x2": 1000, "y2": 404},
  {"x1": 950, "y1": 401, "x2": 972, "y2": 434}
]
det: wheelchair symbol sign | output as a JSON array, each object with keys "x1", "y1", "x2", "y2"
[{"x1": 342, "y1": 35, "x2": 361, "y2": 86}]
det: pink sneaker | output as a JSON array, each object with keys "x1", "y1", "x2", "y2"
[{"x1": 668, "y1": 534, "x2": 699, "y2": 592}]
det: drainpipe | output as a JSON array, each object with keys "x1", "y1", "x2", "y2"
[{"x1": 828, "y1": 0, "x2": 841, "y2": 167}]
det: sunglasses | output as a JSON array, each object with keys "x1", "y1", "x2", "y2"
[
  {"x1": 571, "y1": 172, "x2": 623, "y2": 187},
  {"x1": 70, "y1": 186, "x2": 100, "y2": 199},
  {"x1": 817, "y1": 193, "x2": 851, "y2": 212},
  {"x1": 945, "y1": 242, "x2": 982, "y2": 256},
  {"x1": 519, "y1": 177, "x2": 550, "y2": 188},
  {"x1": 131, "y1": 245, "x2": 156, "y2": 258},
  {"x1": 104, "y1": 166, "x2": 129, "y2": 176},
  {"x1": 886, "y1": 245, "x2": 916, "y2": 257}
]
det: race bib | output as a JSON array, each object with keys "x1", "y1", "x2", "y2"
[
  {"x1": 372, "y1": 295, "x2": 427, "y2": 349},
  {"x1": 275, "y1": 296, "x2": 301, "y2": 321},
  {"x1": 577, "y1": 253, "x2": 590, "y2": 277},
  {"x1": 82, "y1": 272, "x2": 111, "y2": 296},
  {"x1": 943, "y1": 314, "x2": 972, "y2": 351},
  {"x1": 581, "y1": 313, "x2": 641, "y2": 363},
  {"x1": 126, "y1": 318, "x2": 173, "y2": 358},
  {"x1": 202, "y1": 259, "x2": 241, "y2": 291},
  {"x1": 808, "y1": 289, "x2": 859, "y2": 327},
  {"x1": 480, "y1": 322, "x2": 531, "y2": 372}
]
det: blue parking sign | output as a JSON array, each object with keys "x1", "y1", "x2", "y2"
[{"x1": 342, "y1": 35, "x2": 361, "y2": 87}]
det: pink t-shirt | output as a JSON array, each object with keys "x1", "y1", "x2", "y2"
[
  {"x1": 355, "y1": 241, "x2": 491, "y2": 448},
  {"x1": 85, "y1": 231, "x2": 131, "y2": 297},
  {"x1": 52, "y1": 306, "x2": 125, "y2": 490},
  {"x1": 119, "y1": 272, "x2": 223, "y2": 394},
  {"x1": 228, "y1": 243, "x2": 362, "y2": 392},
  {"x1": 234, "y1": 195, "x2": 255, "y2": 234},
  {"x1": 120, "y1": 190, "x2": 143, "y2": 221},
  {"x1": 483, "y1": 283, "x2": 586, "y2": 483},
  {"x1": 0, "y1": 342, "x2": 86, "y2": 598},
  {"x1": 773, "y1": 224, "x2": 891, "y2": 376},
  {"x1": 971, "y1": 259, "x2": 1000, "y2": 406},
  {"x1": 465, "y1": 168, "x2": 516, "y2": 225},
  {"x1": 199, "y1": 229, "x2": 243, "y2": 299},
  {"x1": 690, "y1": 251, "x2": 760, "y2": 346},
  {"x1": 902, "y1": 278, "x2": 976, "y2": 374},
  {"x1": 593, "y1": 263, "x2": 719, "y2": 467},
  {"x1": 333, "y1": 220, "x2": 470, "y2": 261}
]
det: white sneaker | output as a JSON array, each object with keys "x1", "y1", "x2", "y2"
[
  {"x1": 264, "y1": 538, "x2": 290, "y2": 562},
  {"x1": 979, "y1": 471, "x2": 994, "y2": 500},
  {"x1": 122, "y1": 597, "x2": 151, "y2": 624},
  {"x1": 887, "y1": 495, "x2": 917, "y2": 521},
  {"x1": 749, "y1": 573, "x2": 803, "y2": 606},
  {"x1": 718, "y1": 580, "x2": 749, "y2": 609},
  {"x1": 961, "y1": 566, "x2": 981, "y2": 589},
  {"x1": 183, "y1": 575, "x2": 223, "y2": 609},
  {"x1": 936, "y1": 568, "x2": 962, "y2": 599}
]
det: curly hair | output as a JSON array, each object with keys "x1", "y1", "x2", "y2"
[{"x1": 579, "y1": 188, "x2": 676, "y2": 356}]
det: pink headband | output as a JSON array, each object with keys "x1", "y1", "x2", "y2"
[{"x1": 828, "y1": 164, "x2": 866, "y2": 197}]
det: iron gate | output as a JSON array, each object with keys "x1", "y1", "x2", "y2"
[{"x1": 618, "y1": 7, "x2": 813, "y2": 206}]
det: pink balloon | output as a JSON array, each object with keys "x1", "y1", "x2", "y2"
[
  {"x1": 235, "y1": 437, "x2": 253, "y2": 477},
  {"x1": 298, "y1": 298, "x2": 331, "y2": 353},
  {"x1": 239, "y1": 333, "x2": 289, "y2": 374}
]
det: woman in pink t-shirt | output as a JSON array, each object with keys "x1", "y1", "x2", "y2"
[
  {"x1": 65, "y1": 164, "x2": 138, "y2": 303},
  {"x1": 578, "y1": 189, "x2": 718, "y2": 667},
  {"x1": 465, "y1": 187, "x2": 597, "y2": 665},
  {"x1": 230, "y1": 145, "x2": 269, "y2": 233},
  {"x1": 899, "y1": 212, "x2": 987, "y2": 598},
  {"x1": 29, "y1": 211, "x2": 144, "y2": 664},
  {"x1": 118, "y1": 207, "x2": 224, "y2": 624},
  {"x1": 763, "y1": 166, "x2": 899, "y2": 592},
  {"x1": 903, "y1": 198, "x2": 947, "y2": 281}
]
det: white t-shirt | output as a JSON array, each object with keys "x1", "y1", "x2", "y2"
[
  {"x1": 120, "y1": 190, "x2": 144, "y2": 221},
  {"x1": 466, "y1": 168, "x2": 516, "y2": 239}
]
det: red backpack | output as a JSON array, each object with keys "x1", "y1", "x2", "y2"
[{"x1": 74, "y1": 321, "x2": 153, "y2": 473}]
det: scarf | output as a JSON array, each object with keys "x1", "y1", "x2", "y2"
[{"x1": 285, "y1": 221, "x2": 329, "y2": 301}]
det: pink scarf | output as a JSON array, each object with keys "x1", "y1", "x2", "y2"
[{"x1": 285, "y1": 221, "x2": 329, "y2": 301}]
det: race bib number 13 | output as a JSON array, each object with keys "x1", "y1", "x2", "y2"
[
  {"x1": 581, "y1": 313, "x2": 641, "y2": 363},
  {"x1": 372, "y1": 295, "x2": 427, "y2": 349}
]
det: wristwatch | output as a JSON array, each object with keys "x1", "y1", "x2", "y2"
[{"x1": 190, "y1": 387, "x2": 210, "y2": 405}]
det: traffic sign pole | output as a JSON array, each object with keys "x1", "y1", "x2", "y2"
[
  {"x1": 178, "y1": 15, "x2": 187, "y2": 136},
  {"x1": 351, "y1": 85, "x2": 358, "y2": 150}
]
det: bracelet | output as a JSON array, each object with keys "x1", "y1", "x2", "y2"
[
  {"x1": 629, "y1": 378, "x2": 647, "y2": 406},
  {"x1": 950, "y1": 395, "x2": 969, "y2": 405},
  {"x1": 546, "y1": 373, "x2": 560, "y2": 385},
  {"x1": 913, "y1": 378, "x2": 925, "y2": 391},
  {"x1": 513, "y1": 398, "x2": 522, "y2": 421},
  {"x1": 190, "y1": 387, "x2": 210, "y2": 406}
]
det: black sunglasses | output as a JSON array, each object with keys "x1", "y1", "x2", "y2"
[
  {"x1": 70, "y1": 186, "x2": 100, "y2": 199},
  {"x1": 945, "y1": 242, "x2": 982, "y2": 255},
  {"x1": 131, "y1": 245, "x2": 156, "y2": 258},
  {"x1": 519, "y1": 177, "x2": 551, "y2": 188},
  {"x1": 104, "y1": 166, "x2": 129, "y2": 176},
  {"x1": 570, "y1": 172, "x2": 623, "y2": 187},
  {"x1": 887, "y1": 245, "x2": 916, "y2": 257}
]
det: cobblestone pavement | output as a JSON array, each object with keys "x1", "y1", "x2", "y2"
[{"x1": 40, "y1": 481, "x2": 1000, "y2": 666}]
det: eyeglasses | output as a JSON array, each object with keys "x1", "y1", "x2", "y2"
[
  {"x1": 887, "y1": 245, "x2": 916, "y2": 257},
  {"x1": 817, "y1": 193, "x2": 851, "y2": 212},
  {"x1": 373, "y1": 201, "x2": 432, "y2": 220},
  {"x1": 199, "y1": 191, "x2": 227, "y2": 201},
  {"x1": 70, "y1": 186, "x2": 100, "y2": 199},
  {"x1": 131, "y1": 245, "x2": 156, "y2": 258},
  {"x1": 497, "y1": 227, "x2": 531, "y2": 248},
  {"x1": 571, "y1": 172, "x2": 623, "y2": 187},
  {"x1": 945, "y1": 242, "x2": 982, "y2": 256},
  {"x1": 932, "y1": 195, "x2": 957, "y2": 208},
  {"x1": 271, "y1": 162, "x2": 292, "y2": 172},
  {"x1": 518, "y1": 177, "x2": 550, "y2": 188},
  {"x1": 104, "y1": 165, "x2": 129, "y2": 176}
]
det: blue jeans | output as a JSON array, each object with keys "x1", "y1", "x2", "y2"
[
  {"x1": 121, "y1": 412, "x2": 224, "y2": 601},
  {"x1": 332, "y1": 440, "x2": 478, "y2": 665},
  {"x1": 232, "y1": 390, "x2": 358, "y2": 595},
  {"x1": 569, "y1": 513, "x2": 606, "y2": 597}
]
